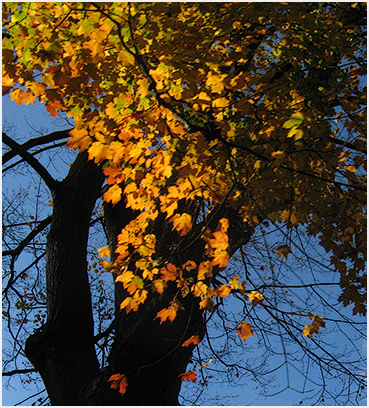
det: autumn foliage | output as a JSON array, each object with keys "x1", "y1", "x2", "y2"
[{"x1": 2, "y1": 2, "x2": 366, "y2": 403}]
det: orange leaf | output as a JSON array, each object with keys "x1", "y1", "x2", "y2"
[
  {"x1": 171, "y1": 213, "x2": 193, "y2": 236},
  {"x1": 160, "y1": 263, "x2": 178, "y2": 282},
  {"x1": 179, "y1": 370, "x2": 197, "y2": 382},
  {"x1": 66, "y1": 128, "x2": 92, "y2": 151},
  {"x1": 108, "y1": 373, "x2": 128, "y2": 395},
  {"x1": 237, "y1": 322, "x2": 253, "y2": 340},
  {"x1": 103, "y1": 185, "x2": 122, "y2": 205},
  {"x1": 216, "y1": 284, "x2": 231, "y2": 297},
  {"x1": 156, "y1": 302, "x2": 179, "y2": 323},
  {"x1": 88, "y1": 142, "x2": 112, "y2": 163},
  {"x1": 10, "y1": 89, "x2": 35, "y2": 106},
  {"x1": 277, "y1": 244, "x2": 292, "y2": 259},
  {"x1": 181, "y1": 335, "x2": 201, "y2": 347},
  {"x1": 45, "y1": 99, "x2": 63, "y2": 117}
]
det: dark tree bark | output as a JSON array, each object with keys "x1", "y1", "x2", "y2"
[
  {"x1": 23, "y1": 150, "x2": 253, "y2": 405},
  {"x1": 25, "y1": 152, "x2": 105, "y2": 405}
]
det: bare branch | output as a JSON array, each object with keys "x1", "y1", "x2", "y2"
[
  {"x1": 2, "y1": 129, "x2": 72, "y2": 164},
  {"x1": 2, "y1": 133, "x2": 60, "y2": 191},
  {"x1": 2, "y1": 368, "x2": 37, "y2": 376},
  {"x1": 3, "y1": 216, "x2": 52, "y2": 259}
]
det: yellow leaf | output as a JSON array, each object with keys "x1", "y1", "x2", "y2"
[
  {"x1": 303, "y1": 314, "x2": 325, "y2": 338},
  {"x1": 194, "y1": 281, "x2": 209, "y2": 298},
  {"x1": 248, "y1": 290, "x2": 264, "y2": 306},
  {"x1": 152, "y1": 279, "x2": 166, "y2": 294},
  {"x1": 10, "y1": 89, "x2": 35, "y2": 106},
  {"x1": 237, "y1": 322, "x2": 253, "y2": 340},
  {"x1": 212, "y1": 97, "x2": 230, "y2": 108},
  {"x1": 206, "y1": 72, "x2": 227, "y2": 94},
  {"x1": 197, "y1": 261, "x2": 213, "y2": 280},
  {"x1": 171, "y1": 213, "x2": 193, "y2": 236},
  {"x1": 116, "y1": 271, "x2": 134, "y2": 286},
  {"x1": 67, "y1": 128, "x2": 92, "y2": 151},
  {"x1": 120, "y1": 296, "x2": 139, "y2": 313},
  {"x1": 98, "y1": 246, "x2": 111, "y2": 258},
  {"x1": 271, "y1": 150, "x2": 286, "y2": 160},
  {"x1": 345, "y1": 165, "x2": 356, "y2": 173},
  {"x1": 216, "y1": 284, "x2": 231, "y2": 297},
  {"x1": 287, "y1": 126, "x2": 304, "y2": 140},
  {"x1": 103, "y1": 184, "x2": 122, "y2": 205},
  {"x1": 88, "y1": 142, "x2": 112, "y2": 163},
  {"x1": 229, "y1": 275, "x2": 240, "y2": 289},
  {"x1": 199, "y1": 297, "x2": 214, "y2": 311}
]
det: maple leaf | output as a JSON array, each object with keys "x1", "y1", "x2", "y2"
[
  {"x1": 277, "y1": 244, "x2": 292, "y2": 259},
  {"x1": 66, "y1": 128, "x2": 92, "y2": 151},
  {"x1": 156, "y1": 302, "x2": 179, "y2": 323},
  {"x1": 179, "y1": 370, "x2": 197, "y2": 382},
  {"x1": 197, "y1": 261, "x2": 213, "y2": 280},
  {"x1": 108, "y1": 373, "x2": 128, "y2": 395},
  {"x1": 152, "y1": 279, "x2": 166, "y2": 294},
  {"x1": 181, "y1": 335, "x2": 201, "y2": 347},
  {"x1": 171, "y1": 213, "x2": 193, "y2": 236},
  {"x1": 303, "y1": 313, "x2": 326, "y2": 338},
  {"x1": 216, "y1": 284, "x2": 231, "y2": 298},
  {"x1": 237, "y1": 322, "x2": 253, "y2": 340},
  {"x1": 199, "y1": 297, "x2": 214, "y2": 311},
  {"x1": 248, "y1": 291, "x2": 264, "y2": 306},
  {"x1": 160, "y1": 263, "x2": 178, "y2": 282},
  {"x1": 103, "y1": 185, "x2": 122, "y2": 205},
  {"x1": 98, "y1": 246, "x2": 111, "y2": 258},
  {"x1": 45, "y1": 99, "x2": 63, "y2": 118},
  {"x1": 88, "y1": 142, "x2": 112, "y2": 164},
  {"x1": 212, "y1": 97, "x2": 230, "y2": 108},
  {"x1": 10, "y1": 89, "x2": 35, "y2": 106}
]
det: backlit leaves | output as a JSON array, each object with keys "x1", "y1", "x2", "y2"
[
  {"x1": 171, "y1": 213, "x2": 193, "y2": 236},
  {"x1": 179, "y1": 370, "x2": 197, "y2": 382},
  {"x1": 108, "y1": 373, "x2": 128, "y2": 395},
  {"x1": 248, "y1": 291, "x2": 264, "y2": 306},
  {"x1": 237, "y1": 322, "x2": 254, "y2": 341},
  {"x1": 156, "y1": 301, "x2": 179, "y2": 323},
  {"x1": 303, "y1": 313, "x2": 326, "y2": 338},
  {"x1": 3, "y1": 2, "x2": 366, "y2": 318},
  {"x1": 181, "y1": 335, "x2": 201, "y2": 348}
]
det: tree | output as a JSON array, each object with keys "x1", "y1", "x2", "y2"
[{"x1": 2, "y1": 2, "x2": 366, "y2": 406}]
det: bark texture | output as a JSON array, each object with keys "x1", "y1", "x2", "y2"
[{"x1": 25, "y1": 152, "x2": 104, "y2": 405}]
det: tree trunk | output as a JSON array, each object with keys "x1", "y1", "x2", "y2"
[
  {"x1": 25, "y1": 153, "x2": 253, "y2": 405},
  {"x1": 25, "y1": 152, "x2": 105, "y2": 405}
]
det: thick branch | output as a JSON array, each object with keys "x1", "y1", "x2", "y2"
[
  {"x1": 2, "y1": 368, "x2": 37, "y2": 376},
  {"x1": 2, "y1": 129, "x2": 71, "y2": 164},
  {"x1": 2, "y1": 133, "x2": 60, "y2": 191},
  {"x1": 3, "y1": 141, "x2": 68, "y2": 173}
]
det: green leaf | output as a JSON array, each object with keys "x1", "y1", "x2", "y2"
[
  {"x1": 282, "y1": 112, "x2": 304, "y2": 129},
  {"x1": 12, "y1": 10, "x2": 27, "y2": 23}
]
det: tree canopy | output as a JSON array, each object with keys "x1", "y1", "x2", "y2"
[{"x1": 2, "y1": 2, "x2": 366, "y2": 405}]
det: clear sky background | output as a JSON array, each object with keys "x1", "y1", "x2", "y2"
[{"x1": 2, "y1": 91, "x2": 367, "y2": 407}]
